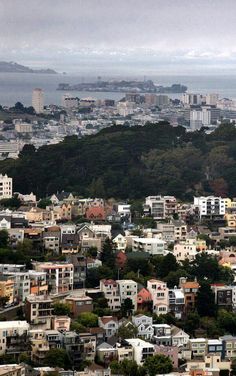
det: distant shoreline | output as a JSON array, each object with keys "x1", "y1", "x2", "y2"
[{"x1": 0, "y1": 61, "x2": 57, "y2": 74}]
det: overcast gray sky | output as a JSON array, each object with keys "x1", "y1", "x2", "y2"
[{"x1": 0, "y1": 0, "x2": 236, "y2": 74}]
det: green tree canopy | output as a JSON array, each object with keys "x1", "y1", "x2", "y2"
[
  {"x1": 53, "y1": 302, "x2": 71, "y2": 316},
  {"x1": 118, "y1": 323, "x2": 138, "y2": 340},
  {"x1": 143, "y1": 354, "x2": 173, "y2": 376},
  {"x1": 44, "y1": 348, "x2": 70, "y2": 369},
  {"x1": 77, "y1": 312, "x2": 98, "y2": 327}
]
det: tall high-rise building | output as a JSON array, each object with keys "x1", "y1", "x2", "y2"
[
  {"x1": 32, "y1": 88, "x2": 44, "y2": 114},
  {"x1": 206, "y1": 93, "x2": 219, "y2": 106},
  {"x1": 182, "y1": 93, "x2": 202, "y2": 106},
  {"x1": 190, "y1": 110, "x2": 203, "y2": 130}
]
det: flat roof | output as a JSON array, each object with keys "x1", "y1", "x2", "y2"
[
  {"x1": 0, "y1": 320, "x2": 29, "y2": 329},
  {"x1": 126, "y1": 338, "x2": 154, "y2": 347}
]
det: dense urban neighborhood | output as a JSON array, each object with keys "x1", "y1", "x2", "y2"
[
  {"x1": 0, "y1": 85, "x2": 236, "y2": 161},
  {"x1": 1, "y1": 171, "x2": 236, "y2": 375},
  {"x1": 1, "y1": 83, "x2": 236, "y2": 376}
]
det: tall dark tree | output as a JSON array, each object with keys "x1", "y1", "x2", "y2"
[
  {"x1": 100, "y1": 238, "x2": 115, "y2": 268},
  {"x1": 196, "y1": 282, "x2": 216, "y2": 317},
  {"x1": 19, "y1": 144, "x2": 36, "y2": 158},
  {"x1": 14, "y1": 102, "x2": 25, "y2": 112},
  {"x1": 121, "y1": 298, "x2": 134, "y2": 317},
  {"x1": 156, "y1": 253, "x2": 178, "y2": 279},
  {"x1": 0, "y1": 230, "x2": 9, "y2": 248}
]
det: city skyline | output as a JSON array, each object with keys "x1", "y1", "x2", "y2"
[{"x1": 1, "y1": 0, "x2": 236, "y2": 74}]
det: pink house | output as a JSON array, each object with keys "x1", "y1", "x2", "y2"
[
  {"x1": 52, "y1": 316, "x2": 71, "y2": 331},
  {"x1": 154, "y1": 345, "x2": 178, "y2": 369},
  {"x1": 137, "y1": 288, "x2": 152, "y2": 311},
  {"x1": 147, "y1": 279, "x2": 169, "y2": 315}
]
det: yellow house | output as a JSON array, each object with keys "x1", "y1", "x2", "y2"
[
  {"x1": 196, "y1": 239, "x2": 207, "y2": 252},
  {"x1": 225, "y1": 213, "x2": 236, "y2": 227},
  {"x1": 223, "y1": 198, "x2": 232, "y2": 209},
  {"x1": 0, "y1": 277, "x2": 14, "y2": 304}
]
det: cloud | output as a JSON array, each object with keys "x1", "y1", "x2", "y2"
[{"x1": 0, "y1": 0, "x2": 236, "y2": 73}]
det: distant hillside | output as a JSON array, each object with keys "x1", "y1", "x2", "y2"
[
  {"x1": 0, "y1": 122, "x2": 236, "y2": 199},
  {"x1": 0, "y1": 61, "x2": 57, "y2": 74}
]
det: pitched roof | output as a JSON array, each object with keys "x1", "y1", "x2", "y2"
[
  {"x1": 97, "y1": 342, "x2": 114, "y2": 350},
  {"x1": 86, "y1": 206, "x2": 105, "y2": 219},
  {"x1": 171, "y1": 325, "x2": 188, "y2": 337},
  {"x1": 100, "y1": 316, "x2": 118, "y2": 325},
  {"x1": 101, "y1": 279, "x2": 117, "y2": 286},
  {"x1": 138, "y1": 288, "x2": 152, "y2": 300},
  {"x1": 88, "y1": 363, "x2": 105, "y2": 371},
  {"x1": 89, "y1": 327, "x2": 105, "y2": 335},
  {"x1": 182, "y1": 281, "x2": 199, "y2": 289}
]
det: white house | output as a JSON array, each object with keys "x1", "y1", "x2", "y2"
[
  {"x1": 100, "y1": 279, "x2": 121, "y2": 312},
  {"x1": 117, "y1": 204, "x2": 131, "y2": 221},
  {"x1": 125, "y1": 338, "x2": 154, "y2": 365},
  {"x1": 171, "y1": 325, "x2": 190, "y2": 347},
  {"x1": 0, "y1": 217, "x2": 11, "y2": 230},
  {"x1": 173, "y1": 239, "x2": 197, "y2": 261},
  {"x1": 0, "y1": 174, "x2": 12, "y2": 199},
  {"x1": 98, "y1": 316, "x2": 119, "y2": 338},
  {"x1": 117, "y1": 280, "x2": 137, "y2": 311},
  {"x1": 112, "y1": 234, "x2": 127, "y2": 251},
  {"x1": 132, "y1": 315, "x2": 154, "y2": 340},
  {"x1": 132, "y1": 238, "x2": 166, "y2": 256}
]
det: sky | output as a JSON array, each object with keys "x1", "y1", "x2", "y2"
[{"x1": 0, "y1": 0, "x2": 236, "y2": 75}]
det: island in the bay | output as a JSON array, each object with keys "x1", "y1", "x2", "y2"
[
  {"x1": 0, "y1": 61, "x2": 57, "y2": 74},
  {"x1": 57, "y1": 79, "x2": 187, "y2": 93}
]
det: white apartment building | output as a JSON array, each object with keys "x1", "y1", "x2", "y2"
[
  {"x1": 194, "y1": 196, "x2": 226, "y2": 218},
  {"x1": 117, "y1": 279, "x2": 137, "y2": 311},
  {"x1": 147, "y1": 279, "x2": 169, "y2": 315},
  {"x1": 0, "y1": 321, "x2": 29, "y2": 355},
  {"x1": 132, "y1": 237, "x2": 166, "y2": 256},
  {"x1": 144, "y1": 195, "x2": 177, "y2": 220},
  {"x1": 0, "y1": 174, "x2": 12, "y2": 199},
  {"x1": 100, "y1": 279, "x2": 121, "y2": 311},
  {"x1": 125, "y1": 338, "x2": 154, "y2": 365},
  {"x1": 32, "y1": 88, "x2": 44, "y2": 114}
]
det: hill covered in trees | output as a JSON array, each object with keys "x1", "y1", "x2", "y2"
[{"x1": 1, "y1": 122, "x2": 236, "y2": 199}]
